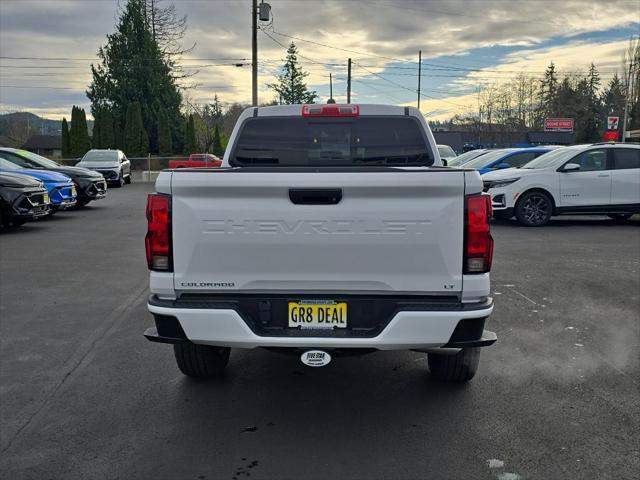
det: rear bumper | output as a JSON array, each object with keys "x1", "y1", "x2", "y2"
[{"x1": 146, "y1": 296, "x2": 495, "y2": 350}]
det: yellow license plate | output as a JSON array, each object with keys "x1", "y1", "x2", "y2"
[
  {"x1": 288, "y1": 301, "x2": 347, "y2": 329},
  {"x1": 43, "y1": 193, "x2": 50, "y2": 204}
]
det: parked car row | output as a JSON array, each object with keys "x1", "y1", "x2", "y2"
[
  {"x1": 445, "y1": 143, "x2": 640, "y2": 226},
  {"x1": 0, "y1": 148, "x2": 131, "y2": 228}
]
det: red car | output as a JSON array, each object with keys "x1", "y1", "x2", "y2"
[{"x1": 168, "y1": 153, "x2": 222, "y2": 169}]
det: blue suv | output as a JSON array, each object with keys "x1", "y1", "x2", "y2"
[
  {"x1": 0, "y1": 158, "x2": 77, "y2": 212},
  {"x1": 461, "y1": 147, "x2": 562, "y2": 175}
]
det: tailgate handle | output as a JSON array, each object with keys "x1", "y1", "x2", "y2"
[{"x1": 289, "y1": 188, "x2": 342, "y2": 205}]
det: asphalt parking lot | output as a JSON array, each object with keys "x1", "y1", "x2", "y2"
[{"x1": 1, "y1": 182, "x2": 638, "y2": 480}]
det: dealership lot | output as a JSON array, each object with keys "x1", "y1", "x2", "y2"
[{"x1": 0, "y1": 183, "x2": 638, "y2": 480}]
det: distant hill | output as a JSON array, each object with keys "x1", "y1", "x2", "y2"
[{"x1": 0, "y1": 112, "x2": 93, "y2": 145}]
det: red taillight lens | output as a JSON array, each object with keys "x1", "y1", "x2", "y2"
[
  {"x1": 465, "y1": 194, "x2": 493, "y2": 274},
  {"x1": 301, "y1": 104, "x2": 360, "y2": 117},
  {"x1": 145, "y1": 193, "x2": 172, "y2": 271}
]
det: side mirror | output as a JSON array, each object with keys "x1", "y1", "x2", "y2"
[
  {"x1": 441, "y1": 159, "x2": 448, "y2": 166},
  {"x1": 495, "y1": 163, "x2": 511, "y2": 169},
  {"x1": 563, "y1": 163, "x2": 580, "y2": 172}
]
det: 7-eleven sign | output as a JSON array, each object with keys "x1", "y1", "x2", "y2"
[{"x1": 607, "y1": 116, "x2": 619, "y2": 130}]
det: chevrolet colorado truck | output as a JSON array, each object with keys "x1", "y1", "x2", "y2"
[{"x1": 144, "y1": 104, "x2": 496, "y2": 382}]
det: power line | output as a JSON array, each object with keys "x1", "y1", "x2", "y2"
[
  {"x1": 354, "y1": 62, "x2": 472, "y2": 108},
  {"x1": 269, "y1": 29, "x2": 415, "y2": 64},
  {"x1": 351, "y1": 79, "x2": 405, "y2": 104},
  {"x1": 0, "y1": 55, "x2": 250, "y2": 61},
  {"x1": 0, "y1": 85, "x2": 81, "y2": 90}
]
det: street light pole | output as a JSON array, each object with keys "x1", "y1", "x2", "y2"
[{"x1": 252, "y1": 0, "x2": 258, "y2": 106}]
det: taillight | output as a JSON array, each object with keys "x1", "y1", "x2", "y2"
[
  {"x1": 464, "y1": 194, "x2": 493, "y2": 274},
  {"x1": 301, "y1": 104, "x2": 360, "y2": 117},
  {"x1": 145, "y1": 193, "x2": 172, "y2": 271}
]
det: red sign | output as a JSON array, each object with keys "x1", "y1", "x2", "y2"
[
  {"x1": 603, "y1": 131, "x2": 619, "y2": 142},
  {"x1": 544, "y1": 118, "x2": 574, "y2": 132},
  {"x1": 607, "y1": 116, "x2": 619, "y2": 130}
]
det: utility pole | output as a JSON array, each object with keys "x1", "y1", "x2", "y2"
[
  {"x1": 622, "y1": 57, "x2": 635, "y2": 143},
  {"x1": 330, "y1": 73, "x2": 333, "y2": 99},
  {"x1": 327, "y1": 73, "x2": 336, "y2": 103},
  {"x1": 252, "y1": 0, "x2": 258, "y2": 106},
  {"x1": 417, "y1": 50, "x2": 422, "y2": 109},
  {"x1": 347, "y1": 58, "x2": 352, "y2": 103}
]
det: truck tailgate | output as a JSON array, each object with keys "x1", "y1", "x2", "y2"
[{"x1": 171, "y1": 169, "x2": 465, "y2": 294}]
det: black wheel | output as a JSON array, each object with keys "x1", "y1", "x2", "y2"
[
  {"x1": 124, "y1": 173, "x2": 132, "y2": 184},
  {"x1": 607, "y1": 213, "x2": 632, "y2": 222},
  {"x1": 173, "y1": 342, "x2": 230, "y2": 378},
  {"x1": 515, "y1": 191, "x2": 552, "y2": 226},
  {"x1": 428, "y1": 348, "x2": 480, "y2": 382},
  {"x1": 75, "y1": 198, "x2": 91, "y2": 208}
]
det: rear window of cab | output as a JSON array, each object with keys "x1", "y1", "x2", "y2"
[{"x1": 230, "y1": 116, "x2": 433, "y2": 167}]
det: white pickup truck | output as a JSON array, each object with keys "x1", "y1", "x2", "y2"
[{"x1": 144, "y1": 104, "x2": 496, "y2": 382}]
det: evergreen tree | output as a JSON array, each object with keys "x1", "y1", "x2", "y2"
[
  {"x1": 212, "y1": 124, "x2": 223, "y2": 156},
  {"x1": 581, "y1": 63, "x2": 603, "y2": 142},
  {"x1": 556, "y1": 77, "x2": 577, "y2": 119},
  {"x1": 124, "y1": 101, "x2": 148, "y2": 156},
  {"x1": 183, "y1": 114, "x2": 197, "y2": 154},
  {"x1": 77, "y1": 108, "x2": 92, "y2": 154},
  {"x1": 156, "y1": 106, "x2": 172, "y2": 155},
  {"x1": 69, "y1": 106, "x2": 79, "y2": 156},
  {"x1": 114, "y1": 115, "x2": 124, "y2": 151},
  {"x1": 61, "y1": 118, "x2": 70, "y2": 158},
  {"x1": 69, "y1": 106, "x2": 91, "y2": 156},
  {"x1": 92, "y1": 110, "x2": 103, "y2": 149},
  {"x1": 539, "y1": 62, "x2": 559, "y2": 119},
  {"x1": 267, "y1": 42, "x2": 318, "y2": 104},
  {"x1": 602, "y1": 73, "x2": 625, "y2": 117},
  {"x1": 87, "y1": 0, "x2": 182, "y2": 150},
  {"x1": 102, "y1": 110, "x2": 116, "y2": 149},
  {"x1": 141, "y1": 124, "x2": 150, "y2": 155}
]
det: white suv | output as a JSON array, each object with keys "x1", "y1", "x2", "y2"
[{"x1": 483, "y1": 143, "x2": 640, "y2": 226}]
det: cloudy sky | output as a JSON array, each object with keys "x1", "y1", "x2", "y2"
[{"x1": 0, "y1": 0, "x2": 638, "y2": 120}]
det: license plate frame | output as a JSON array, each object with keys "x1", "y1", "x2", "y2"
[{"x1": 288, "y1": 301, "x2": 347, "y2": 329}]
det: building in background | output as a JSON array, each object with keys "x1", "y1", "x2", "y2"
[
  {"x1": 0, "y1": 135, "x2": 21, "y2": 148},
  {"x1": 22, "y1": 135, "x2": 62, "y2": 158}
]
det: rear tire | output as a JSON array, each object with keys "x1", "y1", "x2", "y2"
[
  {"x1": 428, "y1": 348, "x2": 480, "y2": 382},
  {"x1": 515, "y1": 191, "x2": 552, "y2": 226},
  {"x1": 607, "y1": 213, "x2": 632, "y2": 222},
  {"x1": 173, "y1": 342, "x2": 230, "y2": 378}
]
